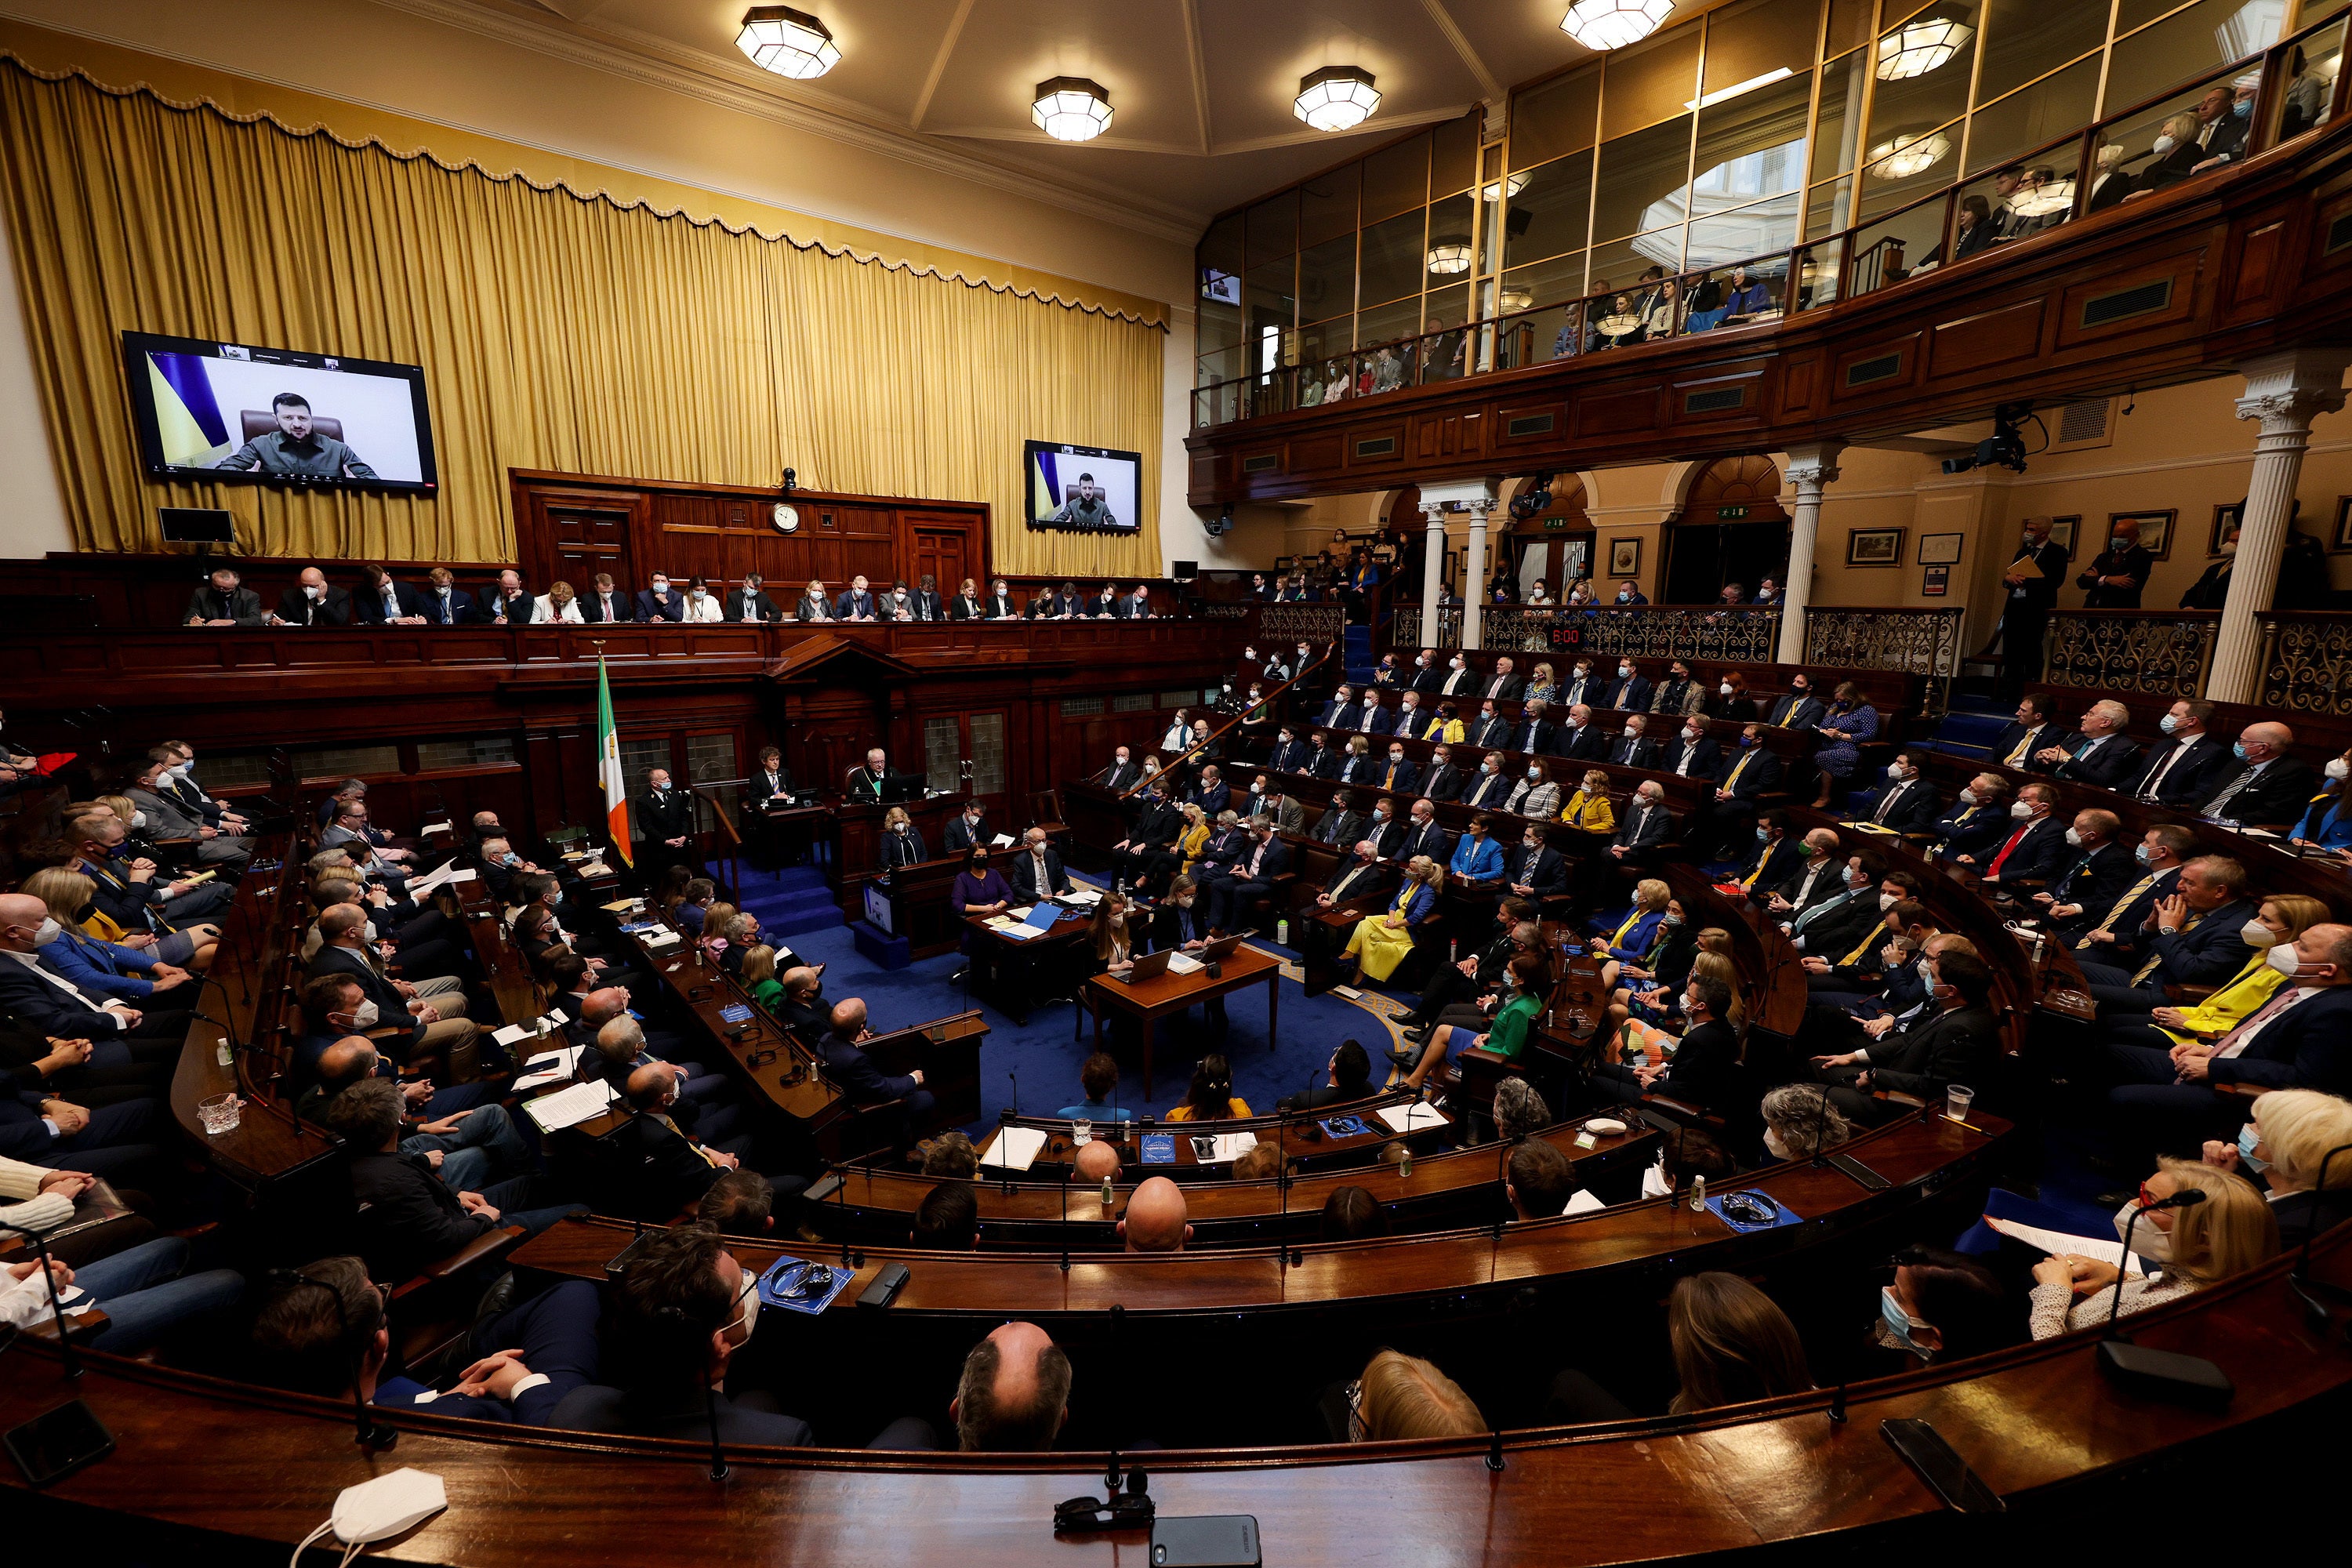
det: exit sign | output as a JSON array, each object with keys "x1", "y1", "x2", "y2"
[
  {"x1": 1719, "y1": 504, "x2": 1749, "y2": 519},
  {"x1": 1544, "y1": 517, "x2": 1570, "y2": 530}
]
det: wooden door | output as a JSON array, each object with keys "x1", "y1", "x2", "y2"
[
  {"x1": 913, "y1": 528, "x2": 968, "y2": 596},
  {"x1": 539, "y1": 499, "x2": 632, "y2": 587}
]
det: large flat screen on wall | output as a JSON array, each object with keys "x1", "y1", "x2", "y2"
[
  {"x1": 121, "y1": 330, "x2": 438, "y2": 493},
  {"x1": 1024, "y1": 440, "x2": 1140, "y2": 535}
]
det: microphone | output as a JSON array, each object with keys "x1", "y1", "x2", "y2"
[
  {"x1": 2106, "y1": 1188, "x2": 2205, "y2": 1336},
  {"x1": 1005, "y1": 1069, "x2": 1020, "y2": 1123},
  {"x1": 2288, "y1": 1140, "x2": 2352, "y2": 1319},
  {"x1": 2095, "y1": 1187, "x2": 2230, "y2": 1406}
]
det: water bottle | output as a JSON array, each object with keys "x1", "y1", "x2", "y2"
[
  {"x1": 1100, "y1": 1175, "x2": 1115, "y2": 1208},
  {"x1": 1277, "y1": 916, "x2": 1290, "y2": 946},
  {"x1": 1398, "y1": 1145, "x2": 1414, "y2": 1179},
  {"x1": 1688, "y1": 1174, "x2": 1708, "y2": 1214}
]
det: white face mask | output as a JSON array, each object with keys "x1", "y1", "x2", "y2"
[
  {"x1": 2239, "y1": 920, "x2": 2278, "y2": 947},
  {"x1": 2010, "y1": 800, "x2": 2035, "y2": 819},
  {"x1": 652, "y1": 582, "x2": 670, "y2": 595},
  {"x1": 2152, "y1": 132, "x2": 2178, "y2": 154},
  {"x1": 1618, "y1": 665, "x2": 1633, "y2": 678},
  {"x1": 363, "y1": 920, "x2": 379, "y2": 942},
  {"x1": 31, "y1": 916, "x2": 60, "y2": 945},
  {"x1": 2114, "y1": 1200, "x2": 2172, "y2": 1260},
  {"x1": 1878, "y1": 892, "x2": 1898, "y2": 911},
  {"x1": 130, "y1": 809, "x2": 147, "y2": 828},
  {"x1": 691, "y1": 588, "x2": 708, "y2": 601},
  {"x1": 1719, "y1": 683, "x2": 1734, "y2": 697},
  {"x1": 2329, "y1": 757, "x2": 2351, "y2": 782},
  {"x1": 2160, "y1": 713, "x2": 2180, "y2": 735},
  {"x1": 1887, "y1": 762, "x2": 1908, "y2": 779},
  {"x1": 1762, "y1": 1129, "x2": 1790, "y2": 1162},
  {"x1": 2063, "y1": 827, "x2": 2084, "y2": 847},
  {"x1": 1683, "y1": 728, "x2": 1702, "y2": 742},
  {"x1": 303, "y1": 585, "x2": 323, "y2": 600},
  {"x1": 350, "y1": 998, "x2": 379, "y2": 1028},
  {"x1": 2267, "y1": 942, "x2": 2303, "y2": 977},
  {"x1": 1957, "y1": 789, "x2": 1976, "y2": 806}
]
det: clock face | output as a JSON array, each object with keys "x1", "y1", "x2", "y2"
[{"x1": 772, "y1": 502, "x2": 799, "y2": 534}]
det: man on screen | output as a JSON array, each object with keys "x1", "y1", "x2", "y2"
[
  {"x1": 1046, "y1": 473, "x2": 1117, "y2": 532},
  {"x1": 212, "y1": 392, "x2": 378, "y2": 480}
]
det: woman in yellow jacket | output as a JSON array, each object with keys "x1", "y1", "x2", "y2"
[
  {"x1": 1559, "y1": 769, "x2": 1617, "y2": 836},
  {"x1": 2122, "y1": 894, "x2": 2328, "y2": 1051},
  {"x1": 1174, "y1": 803, "x2": 1212, "y2": 878},
  {"x1": 1419, "y1": 702, "x2": 1467, "y2": 745}
]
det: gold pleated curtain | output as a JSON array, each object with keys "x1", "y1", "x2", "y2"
[{"x1": 0, "y1": 58, "x2": 1163, "y2": 576}]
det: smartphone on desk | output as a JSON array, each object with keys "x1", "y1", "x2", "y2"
[
  {"x1": 5, "y1": 1399, "x2": 114, "y2": 1487},
  {"x1": 1152, "y1": 1515, "x2": 1260, "y2": 1567}
]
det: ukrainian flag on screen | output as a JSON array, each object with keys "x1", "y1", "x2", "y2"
[
  {"x1": 147, "y1": 352, "x2": 232, "y2": 466},
  {"x1": 1030, "y1": 448, "x2": 1058, "y2": 519}
]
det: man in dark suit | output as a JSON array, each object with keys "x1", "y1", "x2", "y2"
[
  {"x1": 1409, "y1": 649, "x2": 1446, "y2": 695},
  {"x1": 1661, "y1": 719, "x2": 1719, "y2": 780},
  {"x1": 637, "y1": 767, "x2": 697, "y2": 877},
  {"x1": 1933, "y1": 773, "x2": 2015, "y2": 863},
  {"x1": 2034, "y1": 699, "x2": 2142, "y2": 788},
  {"x1": 1116, "y1": 585, "x2": 1152, "y2": 619},
  {"x1": 1480, "y1": 657, "x2": 1526, "y2": 702},
  {"x1": 1603, "y1": 659, "x2": 1652, "y2": 714},
  {"x1": 1998, "y1": 517, "x2": 2071, "y2": 698},
  {"x1": 1813, "y1": 949, "x2": 2000, "y2": 1122},
  {"x1": 846, "y1": 748, "x2": 909, "y2": 804},
  {"x1": 481, "y1": 569, "x2": 533, "y2": 625},
  {"x1": 2031, "y1": 808, "x2": 2138, "y2": 931},
  {"x1": 327, "y1": 1080, "x2": 577, "y2": 1283},
  {"x1": 1706, "y1": 725, "x2": 1784, "y2": 855},
  {"x1": 2128, "y1": 699, "x2": 2233, "y2": 806},
  {"x1": 1972, "y1": 782, "x2": 2068, "y2": 888},
  {"x1": 272, "y1": 567, "x2": 351, "y2": 626},
  {"x1": 605, "y1": 1066, "x2": 767, "y2": 1221},
  {"x1": 0, "y1": 894, "x2": 187, "y2": 1040},
  {"x1": 1437, "y1": 653, "x2": 1479, "y2": 698},
  {"x1": 1606, "y1": 717, "x2": 1659, "y2": 768},
  {"x1": 942, "y1": 800, "x2": 992, "y2": 854},
  {"x1": 581, "y1": 573, "x2": 636, "y2": 623},
  {"x1": 1312, "y1": 790, "x2": 1367, "y2": 850},
  {"x1": 825, "y1": 574, "x2": 878, "y2": 622},
  {"x1": 2199, "y1": 721, "x2": 2319, "y2": 826},
  {"x1": 182, "y1": 565, "x2": 267, "y2": 626},
  {"x1": 1111, "y1": 784, "x2": 1184, "y2": 893},
  {"x1": 2065, "y1": 823, "x2": 2187, "y2": 964},
  {"x1": 1268, "y1": 727, "x2": 1312, "y2": 776},
  {"x1": 1321, "y1": 685, "x2": 1363, "y2": 731},
  {"x1": 1764, "y1": 674, "x2": 1826, "y2": 731},
  {"x1": 635, "y1": 572, "x2": 687, "y2": 623},
  {"x1": 1558, "y1": 706, "x2": 1610, "y2": 760},
  {"x1": 746, "y1": 747, "x2": 795, "y2": 816},
  {"x1": 1764, "y1": 828, "x2": 1846, "y2": 917},
  {"x1": 1589, "y1": 975, "x2": 1742, "y2": 1112},
  {"x1": 1095, "y1": 747, "x2": 1142, "y2": 793},
  {"x1": 306, "y1": 902, "x2": 480, "y2": 1078},
  {"x1": 1501, "y1": 823, "x2": 1566, "y2": 900},
  {"x1": 1558, "y1": 657, "x2": 1604, "y2": 713},
  {"x1": 1203, "y1": 818, "x2": 1289, "y2": 933},
  {"x1": 1298, "y1": 733, "x2": 1338, "y2": 780},
  {"x1": 416, "y1": 568, "x2": 475, "y2": 626},
  {"x1": 1421, "y1": 746, "x2": 1465, "y2": 804},
  {"x1": 1846, "y1": 749, "x2": 1943, "y2": 833},
  {"x1": 1730, "y1": 810, "x2": 1803, "y2": 898},
  {"x1": 2109, "y1": 924, "x2": 2352, "y2": 1157},
  {"x1": 2074, "y1": 855, "x2": 2257, "y2": 1007},
  {"x1": 1374, "y1": 741, "x2": 1421, "y2": 796},
  {"x1": 1513, "y1": 700, "x2": 1558, "y2": 757},
  {"x1": 354, "y1": 564, "x2": 429, "y2": 625},
  {"x1": 905, "y1": 574, "x2": 946, "y2": 622},
  {"x1": 1394, "y1": 800, "x2": 1452, "y2": 867},
  {"x1": 722, "y1": 574, "x2": 781, "y2": 623},
  {"x1": 1275, "y1": 1041, "x2": 1377, "y2": 1115},
  {"x1": 1336, "y1": 739, "x2": 1379, "y2": 787},
  {"x1": 1608, "y1": 782, "x2": 1671, "y2": 861},
  {"x1": 2074, "y1": 520, "x2": 2155, "y2": 608},
  {"x1": 1470, "y1": 700, "x2": 1514, "y2": 752},
  {"x1": 1461, "y1": 753, "x2": 1515, "y2": 811},
  {"x1": 1006, "y1": 829, "x2": 1070, "y2": 900},
  {"x1": 1785, "y1": 858, "x2": 1878, "y2": 956},
  {"x1": 1982, "y1": 694, "x2": 2056, "y2": 771},
  {"x1": 1189, "y1": 765, "x2": 1231, "y2": 818},
  {"x1": 817, "y1": 999, "x2": 931, "y2": 1125}
]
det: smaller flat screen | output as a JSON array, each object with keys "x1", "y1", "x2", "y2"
[{"x1": 1024, "y1": 441, "x2": 1141, "y2": 535}]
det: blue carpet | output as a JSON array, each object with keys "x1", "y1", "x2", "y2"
[
  {"x1": 1343, "y1": 623, "x2": 1376, "y2": 685},
  {"x1": 765, "y1": 871, "x2": 1415, "y2": 1127},
  {"x1": 738, "y1": 865, "x2": 844, "y2": 938}
]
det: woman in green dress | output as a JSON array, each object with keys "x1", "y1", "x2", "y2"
[{"x1": 1391, "y1": 950, "x2": 1546, "y2": 1093}]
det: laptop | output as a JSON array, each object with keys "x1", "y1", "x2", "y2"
[
  {"x1": 1198, "y1": 931, "x2": 1250, "y2": 961},
  {"x1": 1108, "y1": 949, "x2": 1174, "y2": 984}
]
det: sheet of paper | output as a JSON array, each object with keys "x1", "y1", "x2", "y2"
[
  {"x1": 602, "y1": 898, "x2": 641, "y2": 914},
  {"x1": 981, "y1": 1126, "x2": 1048, "y2": 1171},
  {"x1": 419, "y1": 821, "x2": 452, "y2": 837},
  {"x1": 1377, "y1": 1102, "x2": 1447, "y2": 1134},
  {"x1": 1007, "y1": 906, "x2": 1036, "y2": 922},
  {"x1": 514, "y1": 1044, "x2": 586, "y2": 1089},
  {"x1": 524, "y1": 1079, "x2": 617, "y2": 1132},
  {"x1": 1166, "y1": 952, "x2": 1204, "y2": 976},
  {"x1": 642, "y1": 929, "x2": 681, "y2": 949},
  {"x1": 1208, "y1": 1132, "x2": 1260, "y2": 1163},
  {"x1": 1565, "y1": 1189, "x2": 1606, "y2": 1214},
  {"x1": 1984, "y1": 1215, "x2": 2148, "y2": 1276},
  {"x1": 990, "y1": 833, "x2": 1016, "y2": 848}
]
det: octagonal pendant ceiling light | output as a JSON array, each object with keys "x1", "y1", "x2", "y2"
[
  {"x1": 1482, "y1": 171, "x2": 1532, "y2": 202},
  {"x1": 1498, "y1": 283, "x2": 1535, "y2": 314},
  {"x1": 1427, "y1": 235, "x2": 1475, "y2": 274},
  {"x1": 1875, "y1": 14, "x2": 1974, "y2": 81},
  {"x1": 1295, "y1": 66, "x2": 1381, "y2": 132},
  {"x1": 1562, "y1": 0, "x2": 1675, "y2": 52},
  {"x1": 2010, "y1": 176, "x2": 2077, "y2": 216},
  {"x1": 1866, "y1": 129, "x2": 1951, "y2": 179},
  {"x1": 1033, "y1": 76, "x2": 1114, "y2": 142},
  {"x1": 736, "y1": 6, "x2": 840, "y2": 80}
]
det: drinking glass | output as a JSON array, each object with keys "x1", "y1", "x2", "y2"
[
  {"x1": 199, "y1": 1094, "x2": 241, "y2": 1135},
  {"x1": 1071, "y1": 1120, "x2": 1093, "y2": 1145},
  {"x1": 1944, "y1": 1085, "x2": 1975, "y2": 1123}
]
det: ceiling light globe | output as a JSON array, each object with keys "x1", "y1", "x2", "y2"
[
  {"x1": 735, "y1": 6, "x2": 840, "y2": 81},
  {"x1": 1562, "y1": 0, "x2": 1676, "y2": 52},
  {"x1": 1875, "y1": 16, "x2": 1974, "y2": 82},
  {"x1": 1295, "y1": 67, "x2": 1381, "y2": 132},
  {"x1": 1033, "y1": 77, "x2": 1114, "y2": 143}
]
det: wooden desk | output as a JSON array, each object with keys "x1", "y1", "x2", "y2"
[
  {"x1": 1086, "y1": 944, "x2": 1282, "y2": 1098},
  {"x1": 963, "y1": 908, "x2": 1091, "y2": 1024},
  {"x1": 833, "y1": 793, "x2": 969, "y2": 887}
]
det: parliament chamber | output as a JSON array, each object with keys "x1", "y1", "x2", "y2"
[{"x1": 6, "y1": 2, "x2": 2352, "y2": 1563}]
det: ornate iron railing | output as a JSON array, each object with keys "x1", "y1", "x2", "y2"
[
  {"x1": 2041, "y1": 611, "x2": 2219, "y2": 699},
  {"x1": 2256, "y1": 610, "x2": 2352, "y2": 716},
  {"x1": 1388, "y1": 604, "x2": 1460, "y2": 651},
  {"x1": 1258, "y1": 603, "x2": 1347, "y2": 648},
  {"x1": 1388, "y1": 602, "x2": 1780, "y2": 661},
  {"x1": 1805, "y1": 606, "x2": 1965, "y2": 716}
]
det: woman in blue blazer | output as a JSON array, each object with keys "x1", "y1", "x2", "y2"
[
  {"x1": 2289, "y1": 751, "x2": 2352, "y2": 850},
  {"x1": 38, "y1": 921, "x2": 184, "y2": 1002}
]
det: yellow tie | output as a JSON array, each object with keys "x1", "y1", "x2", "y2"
[
  {"x1": 2005, "y1": 728, "x2": 2037, "y2": 767},
  {"x1": 1840, "y1": 920, "x2": 1888, "y2": 968},
  {"x1": 2075, "y1": 873, "x2": 2158, "y2": 951},
  {"x1": 2130, "y1": 911, "x2": 2201, "y2": 985},
  {"x1": 1612, "y1": 912, "x2": 1640, "y2": 947},
  {"x1": 1724, "y1": 752, "x2": 1754, "y2": 790},
  {"x1": 1385, "y1": 764, "x2": 1399, "y2": 788}
]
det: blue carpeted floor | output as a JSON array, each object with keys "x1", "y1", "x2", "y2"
[{"x1": 735, "y1": 866, "x2": 1413, "y2": 1126}]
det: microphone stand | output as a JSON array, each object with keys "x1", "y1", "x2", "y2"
[
  {"x1": 1103, "y1": 1303, "x2": 1127, "y2": 1497},
  {"x1": 2288, "y1": 1141, "x2": 2352, "y2": 1320},
  {"x1": 701, "y1": 1363, "x2": 730, "y2": 1482},
  {"x1": 0, "y1": 1220, "x2": 78, "y2": 1380},
  {"x1": 1059, "y1": 1156, "x2": 1072, "y2": 1274}
]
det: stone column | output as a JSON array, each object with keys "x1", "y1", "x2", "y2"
[
  {"x1": 1461, "y1": 498, "x2": 1495, "y2": 651},
  {"x1": 1417, "y1": 501, "x2": 1450, "y2": 648},
  {"x1": 1777, "y1": 441, "x2": 1844, "y2": 666},
  {"x1": 2209, "y1": 350, "x2": 2350, "y2": 702}
]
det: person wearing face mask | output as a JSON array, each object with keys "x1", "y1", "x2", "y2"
[
  {"x1": 1765, "y1": 673, "x2": 1824, "y2": 731},
  {"x1": 2129, "y1": 699, "x2": 2234, "y2": 805},
  {"x1": 2201, "y1": 1087, "x2": 2352, "y2": 1248},
  {"x1": 307, "y1": 901, "x2": 482, "y2": 1080},
  {"x1": 723, "y1": 573, "x2": 781, "y2": 624},
  {"x1": 2029, "y1": 808, "x2": 2137, "y2": 930},
  {"x1": 1557, "y1": 702, "x2": 1609, "y2": 762},
  {"x1": 1785, "y1": 855, "x2": 1883, "y2": 960},
  {"x1": 1665, "y1": 716, "x2": 1719, "y2": 780},
  {"x1": 2066, "y1": 824, "x2": 2190, "y2": 968},
  {"x1": 1337, "y1": 737, "x2": 1377, "y2": 787},
  {"x1": 1512, "y1": 699, "x2": 1558, "y2": 757},
  {"x1": 1819, "y1": 948, "x2": 1998, "y2": 1123},
  {"x1": 1265, "y1": 723, "x2": 1310, "y2": 777},
  {"x1": 826, "y1": 573, "x2": 877, "y2": 622},
  {"x1": 1606, "y1": 716, "x2": 1659, "y2": 769},
  {"x1": 1559, "y1": 659, "x2": 1600, "y2": 710},
  {"x1": 2199, "y1": 720, "x2": 2318, "y2": 825},
  {"x1": 1612, "y1": 579, "x2": 1647, "y2": 607},
  {"x1": 1763, "y1": 828, "x2": 1845, "y2": 917},
  {"x1": 1590, "y1": 974, "x2": 1741, "y2": 1112},
  {"x1": 0, "y1": 891, "x2": 191, "y2": 1045},
  {"x1": 1727, "y1": 809, "x2": 1798, "y2": 896},
  {"x1": 1704, "y1": 670, "x2": 1755, "y2": 721},
  {"x1": 125, "y1": 755, "x2": 250, "y2": 873},
  {"x1": 1374, "y1": 736, "x2": 1422, "y2": 796},
  {"x1": 2027, "y1": 1160, "x2": 2275, "y2": 1339},
  {"x1": 1112, "y1": 783, "x2": 1185, "y2": 895},
  {"x1": 1842, "y1": 748, "x2": 1940, "y2": 833},
  {"x1": 877, "y1": 806, "x2": 927, "y2": 871},
  {"x1": 1759, "y1": 1083, "x2": 1849, "y2": 1161},
  {"x1": 2106, "y1": 895, "x2": 2328, "y2": 1057},
  {"x1": 268, "y1": 564, "x2": 350, "y2": 626},
  {"x1": 944, "y1": 799, "x2": 994, "y2": 855},
  {"x1": 2178, "y1": 525, "x2": 2240, "y2": 609},
  {"x1": 1467, "y1": 699, "x2": 1511, "y2": 752},
  {"x1": 634, "y1": 572, "x2": 686, "y2": 623},
  {"x1": 1998, "y1": 518, "x2": 2070, "y2": 699},
  {"x1": 1203, "y1": 815, "x2": 1290, "y2": 935},
  {"x1": 1871, "y1": 1246, "x2": 2018, "y2": 1367},
  {"x1": 20, "y1": 868, "x2": 199, "y2": 1017},
  {"x1": 1608, "y1": 782, "x2": 1672, "y2": 864},
  {"x1": 2076, "y1": 854, "x2": 2260, "y2": 1011},
  {"x1": 873, "y1": 578, "x2": 915, "y2": 622},
  {"x1": 292, "y1": 1025, "x2": 518, "y2": 1184},
  {"x1": 793, "y1": 576, "x2": 835, "y2": 622},
  {"x1": 1438, "y1": 652, "x2": 1478, "y2": 698},
  {"x1": 2109, "y1": 924, "x2": 2352, "y2": 1156},
  {"x1": 1648, "y1": 662, "x2": 1704, "y2": 720},
  {"x1": 1800, "y1": 871, "x2": 1918, "y2": 989},
  {"x1": 1501, "y1": 823, "x2": 1566, "y2": 900},
  {"x1": 1455, "y1": 750, "x2": 1511, "y2": 812},
  {"x1": 2289, "y1": 744, "x2": 2352, "y2": 851},
  {"x1": 1931, "y1": 772, "x2": 2012, "y2": 865},
  {"x1": 1970, "y1": 781, "x2": 2068, "y2": 887},
  {"x1": 636, "y1": 766, "x2": 698, "y2": 879},
  {"x1": 1605, "y1": 658, "x2": 1653, "y2": 714},
  {"x1": 1507, "y1": 759, "x2": 1562, "y2": 821}
]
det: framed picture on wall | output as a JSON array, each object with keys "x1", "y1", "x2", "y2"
[
  {"x1": 2108, "y1": 509, "x2": 2174, "y2": 561},
  {"x1": 2049, "y1": 516, "x2": 2079, "y2": 558},
  {"x1": 2211, "y1": 503, "x2": 2243, "y2": 556},
  {"x1": 1607, "y1": 537, "x2": 1642, "y2": 577},
  {"x1": 2333, "y1": 497, "x2": 2352, "y2": 551},
  {"x1": 1846, "y1": 527, "x2": 1904, "y2": 567},
  {"x1": 1918, "y1": 532, "x2": 1963, "y2": 565},
  {"x1": 1922, "y1": 565, "x2": 1950, "y2": 596}
]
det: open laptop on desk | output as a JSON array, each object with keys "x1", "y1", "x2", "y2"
[
  {"x1": 1108, "y1": 948, "x2": 1174, "y2": 984},
  {"x1": 1166, "y1": 931, "x2": 1250, "y2": 975}
]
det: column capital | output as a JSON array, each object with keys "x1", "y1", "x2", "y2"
[
  {"x1": 1781, "y1": 441, "x2": 1846, "y2": 490},
  {"x1": 2234, "y1": 349, "x2": 2352, "y2": 430}
]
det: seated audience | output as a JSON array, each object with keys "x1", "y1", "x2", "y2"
[
  {"x1": 1058, "y1": 1051, "x2": 1136, "y2": 1120},
  {"x1": 1119, "y1": 1175, "x2": 1191, "y2": 1252},
  {"x1": 952, "y1": 1322, "x2": 1072, "y2": 1450},
  {"x1": 1319, "y1": 1184, "x2": 1390, "y2": 1241},
  {"x1": 2, "y1": 1235, "x2": 242, "y2": 1355},
  {"x1": 1338, "y1": 855, "x2": 1442, "y2": 984},
  {"x1": 1344, "y1": 1350, "x2": 1487, "y2": 1440},
  {"x1": 914, "y1": 1183, "x2": 981, "y2": 1250},
  {"x1": 1875, "y1": 1246, "x2": 2020, "y2": 1365},
  {"x1": 1505, "y1": 1138, "x2": 1577, "y2": 1219},
  {"x1": 2027, "y1": 1160, "x2": 2276, "y2": 1338},
  {"x1": 1276, "y1": 1040, "x2": 1374, "y2": 1113},
  {"x1": 2201, "y1": 1088, "x2": 2352, "y2": 1247},
  {"x1": 1166, "y1": 1054, "x2": 1251, "y2": 1120}
]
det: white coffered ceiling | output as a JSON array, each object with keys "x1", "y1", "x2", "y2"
[{"x1": 416, "y1": 0, "x2": 1729, "y2": 238}]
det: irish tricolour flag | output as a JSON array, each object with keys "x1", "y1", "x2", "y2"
[{"x1": 597, "y1": 655, "x2": 632, "y2": 866}]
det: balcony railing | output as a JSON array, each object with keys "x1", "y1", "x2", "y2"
[
  {"x1": 1388, "y1": 601, "x2": 1780, "y2": 662},
  {"x1": 1805, "y1": 607, "x2": 1965, "y2": 717},
  {"x1": 1193, "y1": 10, "x2": 2350, "y2": 434},
  {"x1": 2257, "y1": 609, "x2": 2352, "y2": 717},
  {"x1": 2043, "y1": 610, "x2": 2220, "y2": 699}
]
